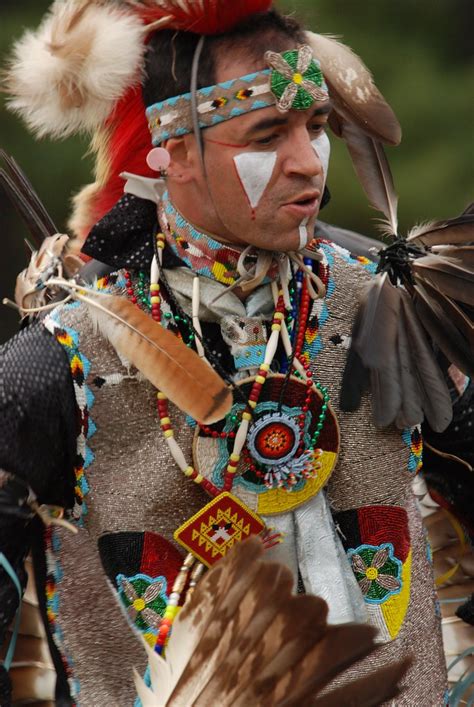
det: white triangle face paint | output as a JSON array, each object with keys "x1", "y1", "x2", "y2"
[{"x1": 233, "y1": 151, "x2": 277, "y2": 209}]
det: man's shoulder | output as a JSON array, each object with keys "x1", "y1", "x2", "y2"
[{"x1": 0, "y1": 320, "x2": 73, "y2": 405}]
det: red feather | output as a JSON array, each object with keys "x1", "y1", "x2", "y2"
[
  {"x1": 77, "y1": 0, "x2": 274, "y2": 239},
  {"x1": 135, "y1": 0, "x2": 273, "y2": 35}
]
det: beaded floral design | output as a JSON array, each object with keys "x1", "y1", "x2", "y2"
[
  {"x1": 117, "y1": 573, "x2": 167, "y2": 634},
  {"x1": 348, "y1": 543, "x2": 402, "y2": 604},
  {"x1": 265, "y1": 45, "x2": 328, "y2": 111}
]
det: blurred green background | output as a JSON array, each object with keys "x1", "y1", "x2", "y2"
[{"x1": 1, "y1": 0, "x2": 473, "y2": 341}]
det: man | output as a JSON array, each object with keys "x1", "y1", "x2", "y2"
[{"x1": 0, "y1": 3, "x2": 448, "y2": 704}]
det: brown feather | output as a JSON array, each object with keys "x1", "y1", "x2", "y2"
[
  {"x1": 10, "y1": 666, "x2": 55, "y2": 702},
  {"x1": 80, "y1": 291, "x2": 232, "y2": 423},
  {"x1": 0, "y1": 150, "x2": 58, "y2": 241},
  {"x1": 252, "y1": 623, "x2": 379, "y2": 707},
  {"x1": 413, "y1": 283, "x2": 474, "y2": 377},
  {"x1": 353, "y1": 272, "x2": 401, "y2": 368},
  {"x1": 305, "y1": 32, "x2": 401, "y2": 145},
  {"x1": 136, "y1": 538, "x2": 409, "y2": 706},
  {"x1": 406, "y1": 209, "x2": 474, "y2": 246},
  {"x1": 412, "y1": 254, "x2": 474, "y2": 307},
  {"x1": 370, "y1": 364, "x2": 402, "y2": 429},
  {"x1": 432, "y1": 245, "x2": 474, "y2": 269},
  {"x1": 312, "y1": 658, "x2": 411, "y2": 707},
  {"x1": 395, "y1": 314, "x2": 424, "y2": 428},
  {"x1": 399, "y1": 291, "x2": 452, "y2": 432},
  {"x1": 338, "y1": 122, "x2": 398, "y2": 233}
]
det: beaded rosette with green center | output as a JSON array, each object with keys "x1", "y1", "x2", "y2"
[{"x1": 265, "y1": 44, "x2": 329, "y2": 112}]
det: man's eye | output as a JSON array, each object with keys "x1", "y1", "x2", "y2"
[
  {"x1": 254, "y1": 134, "x2": 278, "y2": 146},
  {"x1": 310, "y1": 124, "x2": 326, "y2": 135}
]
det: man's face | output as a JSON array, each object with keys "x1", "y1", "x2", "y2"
[{"x1": 168, "y1": 49, "x2": 331, "y2": 252}]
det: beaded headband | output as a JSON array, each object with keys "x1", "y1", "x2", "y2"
[{"x1": 146, "y1": 45, "x2": 328, "y2": 145}]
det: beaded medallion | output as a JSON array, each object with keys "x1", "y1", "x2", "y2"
[
  {"x1": 174, "y1": 492, "x2": 265, "y2": 567},
  {"x1": 193, "y1": 374, "x2": 340, "y2": 516}
]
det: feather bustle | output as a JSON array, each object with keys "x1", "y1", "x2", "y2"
[
  {"x1": 353, "y1": 273, "x2": 401, "y2": 369},
  {"x1": 413, "y1": 283, "x2": 474, "y2": 378},
  {"x1": 136, "y1": 538, "x2": 409, "y2": 706},
  {"x1": 399, "y1": 291, "x2": 452, "y2": 432},
  {"x1": 406, "y1": 207, "x2": 474, "y2": 246},
  {"x1": 412, "y1": 254, "x2": 474, "y2": 308},
  {"x1": 312, "y1": 658, "x2": 411, "y2": 707},
  {"x1": 395, "y1": 314, "x2": 424, "y2": 428}
]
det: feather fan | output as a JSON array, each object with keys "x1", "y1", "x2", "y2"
[
  {"x1": 134, "y1": 537, "x2": 409, "y2": 706},
  {"x1": 76, "y1": 289, "x2": 232, "y2": 423}
]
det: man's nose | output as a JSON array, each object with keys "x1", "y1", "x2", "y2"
[{"x1": 281, "y1": 130, "x2": 323, "y2": 179}]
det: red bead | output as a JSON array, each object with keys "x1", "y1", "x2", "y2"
[
  {"x1": 220, "y1": 432, "x2": 227, "y2": 438},
  {"x1": 131, "y1": 296, "x2": 138, "y2": 304},
  {"x1": 212, "y1": 431, "x2": 219, "y2": 438}
]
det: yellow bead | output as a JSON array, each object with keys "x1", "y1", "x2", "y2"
[
  {"x1": 157, "y1": 392, "x2": 167, "y2": 400},
  {"x1": 260, "y1": 363, "x2": 270, "y2": 372},
  {"x1": 248, "y1": 400, "x2": 257, "y2": 408},
  {"x1": 230, "y1": 453, "x2": 240, "y2": 462},
  {"x1": 292, "y1": 72, "x2": 303, "y2": 84},
  {"x1": 271, "y1": 324, "x2": 281, "y2": 331},
  {"x1": 226, "y1": 465, "x2": 237, "y2": 474},
  {"x1": 274, "y1": 312, "x2": 284, "y2": 321},
  {"x1": 158, "y1": 241, "x2": 165, "y2": 249},
  {"x1": 242, "y1": 412, "x2": 252, "y2": 421},
  {"x1": 150, "y1": 284, "x2": 160, "y2": 292},
  {"x1": 150, "y1": 296, "x2": 160, "y2": 304},
  {"x1": 194, "y1": 474, "x2": 203, "y2": 484},
  {"x1": 133, "y1": 598, "x2": 146, "y2": 611},
  {"x1": 366, "y1": 567, "x2": 378, "y2": 581},
  {"x1": 255, "y1": 375, "x2": 266, "y2": 384},
  {"x1": 184, "y1": 466, "x2": 194, "y2": 477},
  {"x1": 160, "y1": 417, "x2": 171, "y2": 426},
  {"x1": 164, "y1": 429, "x2": 174, "y2": 438}
]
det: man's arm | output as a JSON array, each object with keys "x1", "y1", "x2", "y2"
[{"x1": 0, "y1": 322, "x2": 77, "y2": 703}]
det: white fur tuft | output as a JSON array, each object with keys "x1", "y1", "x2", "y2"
[{"x1": 6, "y1": 0, "x2": 146, "y2": 138}]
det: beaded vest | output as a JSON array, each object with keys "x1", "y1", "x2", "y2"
[{"x1": 42, "y1": 243, "x2": 446, "y2": 705}]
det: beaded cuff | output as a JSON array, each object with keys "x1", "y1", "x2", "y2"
[{"x1": 146, "y1": 45, "x2": 328, "y2": 145}]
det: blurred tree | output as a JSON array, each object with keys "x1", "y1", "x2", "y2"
[{"x1": 0, "y1": 0, "x2": 472, "y2": 341}]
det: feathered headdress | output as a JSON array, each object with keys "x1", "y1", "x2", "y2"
[{"x1": 4, "y1": 0, "x2": 400, "y2": 241}]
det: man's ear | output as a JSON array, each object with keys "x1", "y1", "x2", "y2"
[{"x1": 165, "y1": 136, "x2": 199, "y2": 183}]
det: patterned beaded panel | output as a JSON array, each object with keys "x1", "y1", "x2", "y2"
[
  {"x1": 193, "y1": 374, "x2": 340, "y2": 515},
  {"x1": 334, "y1": 505, "x2": 411, "y2": 641}
]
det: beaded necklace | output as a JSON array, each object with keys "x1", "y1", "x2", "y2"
[{"x1": 123, "y1": 227, "x2": 331, "y2": 654}]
